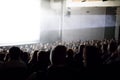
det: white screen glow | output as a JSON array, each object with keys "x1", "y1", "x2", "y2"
[{"x1": 0, "y1": 0, "x2": 41, "y2": 46}]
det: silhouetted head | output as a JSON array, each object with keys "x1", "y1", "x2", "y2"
[
  {"x1": 83, "y1": 46, "x2": 100, "y2": 67},
  {"x1": 30, "y1": 50, "x2": 38, "y2": 63},
  {"x1": 0, "y1": 54, "x2": 5, "y2": 61},
  {"x1": 50, "y1": 45, "x2": 67, "y2": 65},
  {"x1": 20, "y1": 52, "x2": 30, "y2": 64},
  {"x1": 37, "y1": 51, "x2": 50, "y2": 70},
  {"x1": 38, "y1": 51, "x2": 48, "y2": 64},
  {"x1": 101, "y1": 44, "x2": 108, "y2": 52},
  {"x1": 9, "y1": 46, "x2": 21, "y2": 60},
  {"x1": 78, "y1": 45, "x2": 85, "y2": 54},
  {"x1": 108, "y1": 41, "x2": 117, "y2": 53},
  {"x1": 67, "y1": 49, "x2": 74, "y2": 58}
]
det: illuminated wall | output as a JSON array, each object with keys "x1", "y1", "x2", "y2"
[{"x1": 63, "y1": 7, "x2": 109, "y2": 41}]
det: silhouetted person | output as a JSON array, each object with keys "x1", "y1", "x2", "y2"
[
  {"x1": 3, "y1": 46, "x2": 27, "y2": 80},
  {"x1": 104, "y1": 41, "x2": 118, "y2": 64},
  {"x1": 37, "y1": 51, "x2": 50, "y2": 71},
  {"x1": 83, "y1": 45, "x2": 101, "y2": 79},
  {"x1": 28, "y1": 50, "x2": 38, "y2": 74},
  {"x1": 20, "y1": 51, "x2": 30, "y2": 65},
  {"x1": 100, "y1": 43, "x2": 109, "y2": 64},
  {"x1": 0, "y1": 53, "x2": 5, "y2": 80},
  {"x1": 47, "y1": 45, "x2": 68, "y2": 80},
  {"x1": 74, "y1": 45, "x2": 84, "y2": 68},
  {"x1": 73, "y1": 45, "x2": 85, "y2": 80},
  {"x1": 33, "y1": 51, "x2": 50, "y2": 80},
  {"x1": 66, "y1": 49, "x2": 74, "y2": 66}
]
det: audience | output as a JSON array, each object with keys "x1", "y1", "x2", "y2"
[{"x1": 0, "y1": 39, "x2": 120, "y2": 80}]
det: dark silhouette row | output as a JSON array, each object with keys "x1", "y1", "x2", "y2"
[{"x1": 0, "y1": 39, "x2": 120, "y2": 80}]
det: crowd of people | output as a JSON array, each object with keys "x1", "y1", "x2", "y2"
[{"x1": 0, "y1": 39, "x2": 120, "y2": 80}]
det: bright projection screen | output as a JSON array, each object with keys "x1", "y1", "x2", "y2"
[{"x1": 0, "y1": 0, "x2": 41, "y2": 46}]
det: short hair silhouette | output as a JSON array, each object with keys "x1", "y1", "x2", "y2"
[
  {"x1": 9, "y1": 46, "x2": 21, "y2": 60},
  {"x1": 50, "y1": 45, "x2": 67, "y2": 65}
]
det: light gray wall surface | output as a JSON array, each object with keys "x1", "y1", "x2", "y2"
[
  {"x1": 40, "y1": 0, "x2": 118, "y2": 42},
  {"x1": 62, "y1": 7, "x2": 106, "y2": 41}
]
